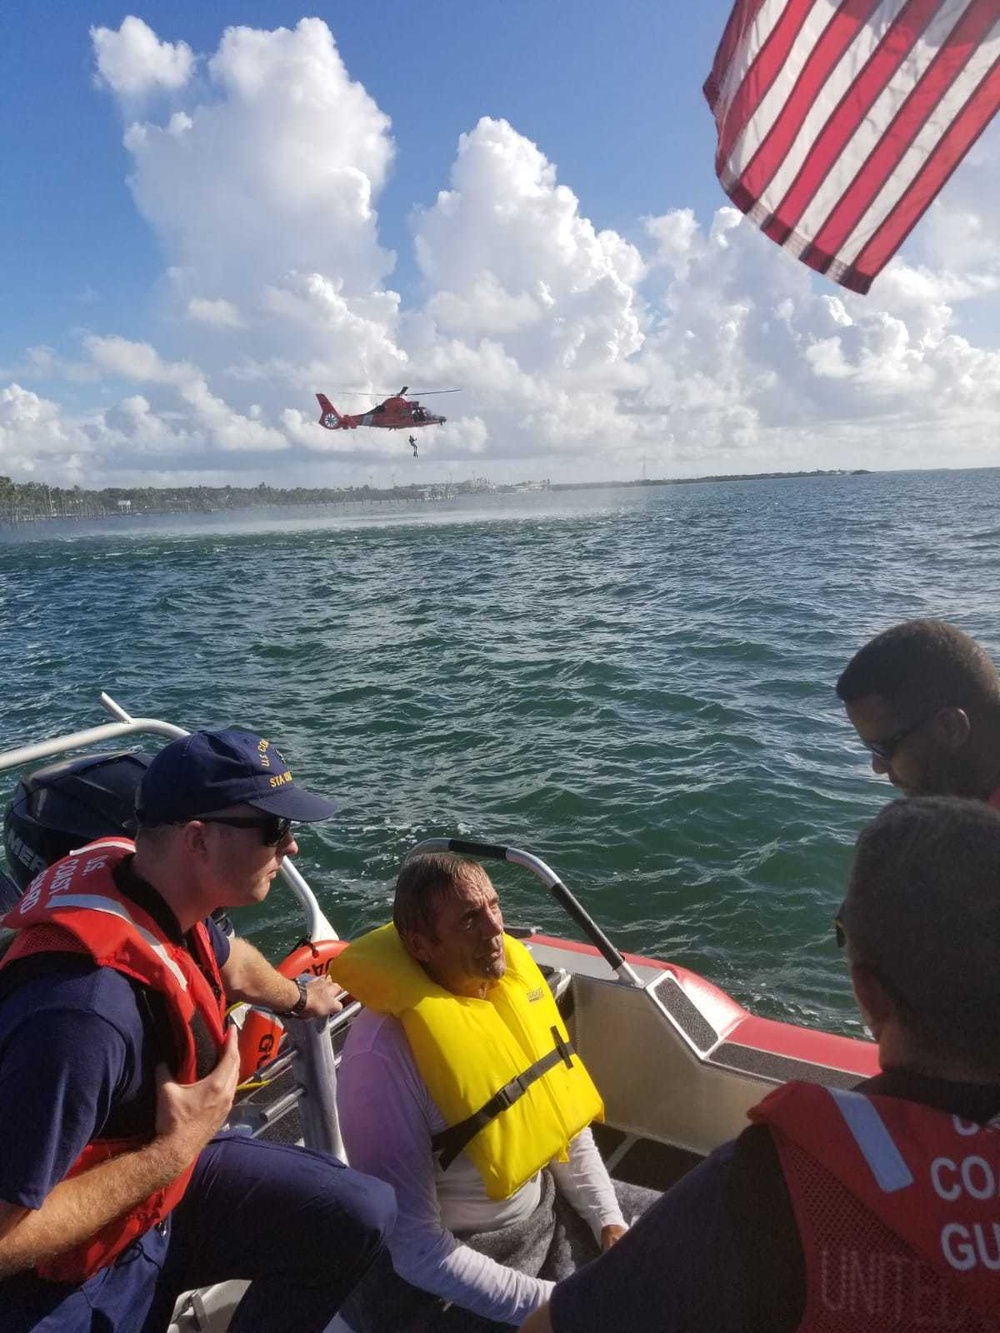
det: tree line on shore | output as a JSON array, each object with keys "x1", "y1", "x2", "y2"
[
  {"x1": 0, "y1": 476, "x2": 435, "y2": 523},
  {"x1": 0, "y1": 469, "x2": 866, "y2": 525}
]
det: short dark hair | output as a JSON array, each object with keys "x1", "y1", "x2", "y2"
[
  {"x1": 393, "y1": 853, "x2": 490, "y2": 941},
  {"x1": 836, "y1": 620, "x2": 1000, "y2": 718},
  {"x1": 844, "y1": 797, "x2": 1000, "y2": 1072}
]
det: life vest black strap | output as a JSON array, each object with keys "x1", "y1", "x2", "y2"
[{"x1": 431, "y1": 1026, "x2": 576, "y2": 1171}]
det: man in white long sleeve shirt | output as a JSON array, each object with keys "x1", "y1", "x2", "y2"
[{"x1": 334, "y1": 853, "x2": 656, "y2": 1332}]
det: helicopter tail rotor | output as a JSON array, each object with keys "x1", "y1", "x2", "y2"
[{"x1": 316, "y1": 393, "x2": 343, "y2": 430}]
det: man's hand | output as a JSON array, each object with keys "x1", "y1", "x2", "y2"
[
  {"x1": 0, "y1": 1031, "x2": 240, "y2": 1282},
  {"x1": 600, "y1": 1223, "x2": 627, "y2": 1251},
  {"x1": 153, "y1": 1028, "x2": 240, "y2": 1175},
  {"x1": 299, "y1": 974, "x2": 344, "y2": 1020},
  {"x1": 222, "y1": 936, "x2": 343, "y2": 1020}
]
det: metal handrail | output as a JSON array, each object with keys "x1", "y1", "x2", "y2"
[
  {"x1": 0, "y1": 693, "x2": 346, "y2": 1159},
  {"x1": 403, "y1": 837, "x2": 715, "y2": 1053},
  {"x1": 407, "y1": 837, "x2": 645, "y2": 987},
  {"x1": 0, "y1": 692, "x2": 337, "y2": 941}
]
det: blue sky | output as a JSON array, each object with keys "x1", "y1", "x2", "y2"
[
  {"x1": 1, "y1": 3, "x2": 725, "y2": 357},
  {"x1": 1, "y1": 4, "x2": 998, "y2": 487}
]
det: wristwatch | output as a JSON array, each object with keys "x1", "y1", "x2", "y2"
[{"x1": 281, "y1": 977, "x2": 310, "y2": 1018}]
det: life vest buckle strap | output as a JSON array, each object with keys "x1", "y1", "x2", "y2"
[
  {"x1": 431, "y1": 1029, "x2": 578, "y2": 1171},
  {"x1": 494, "y1": 1074, "x2": 528, "y2": 1112},
  {"x1": 552, "y1": 1027, "x2": 574, "y2": 1069}
]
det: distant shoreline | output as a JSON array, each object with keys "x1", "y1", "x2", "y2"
[
  {"x1": 551, "y1": 469, "x2": 871, "y2": 491},
  {"x1": 0, "y1": 468, "x2": 875, "y2": 527}
]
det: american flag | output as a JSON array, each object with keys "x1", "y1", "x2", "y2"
[{"x1": 704, "y1": 1, "x2": 1000, "y2": 293}]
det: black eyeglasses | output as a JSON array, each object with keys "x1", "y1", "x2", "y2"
[
  {"x1": 860, "y1": 712, "x2": 933, "y2": 764},
  {"x1": 833, "y1": 903, "x2": 847, "y2": 949},
  {"x1": 199, "y1": 815, "x2": 293, "y2": 846}
]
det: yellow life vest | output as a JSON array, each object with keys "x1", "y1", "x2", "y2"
[{"x1": 331, "y1": 924, "x2": 604, "y2": 1200}]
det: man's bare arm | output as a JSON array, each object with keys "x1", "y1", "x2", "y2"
[
  {"x1": 221, "y1": 935, "x2": 343, "y2": 1019},
  {"x1": 519, "y1": 1304, "x2": 554, "y2": 1332},
  {"x1": 0, "y1": 1029, "x2": 239, "y2": 1279}
]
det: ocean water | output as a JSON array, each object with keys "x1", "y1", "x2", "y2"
[{"x1": 2, "y1": 469, "x2": 999, "y2": 1041}]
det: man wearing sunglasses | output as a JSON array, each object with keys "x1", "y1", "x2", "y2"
[
  {"x1": 836, "y1": 619, "x2": 1000, "y2": 805},
  {"x1": 521, "y1": 798, "x2": 1000, "y2": 1332},
  {"x1": 0, "y1": 728, "x2": 395, "y2": 1333}
]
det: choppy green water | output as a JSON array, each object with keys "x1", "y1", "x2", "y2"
[{"x1": 3, "y1": 470, "x2": 999, "y2": 1039}]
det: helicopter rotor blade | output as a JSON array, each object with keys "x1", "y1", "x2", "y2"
[{"x1": 319, "y1": 386, "x2": 462, "y2": 398}]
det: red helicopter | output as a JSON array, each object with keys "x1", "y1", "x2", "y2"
[{"x1": 315, "y1": 387, "x2": 457, "y2": 433}]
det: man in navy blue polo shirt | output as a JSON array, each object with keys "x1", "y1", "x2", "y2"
[{"x1": 0, "y1": 728, "x2": 396, "y2": 1333}]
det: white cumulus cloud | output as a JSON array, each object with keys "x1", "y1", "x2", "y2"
[
  {"x1": 2, "y1": 19, "x2": 998, "y2": 486},
  {"x1": 188, "y1": 298, "x2": 244, "y2": 329},
  {"x1": 418, "y1": 118, "x2": 644, "y2": 374},
  {"x1": 91, "y1": 16, "x2": 194, "y2": 99},
  {"x1": 118, "y1": 18, "x2": 395, "y2": 303}
]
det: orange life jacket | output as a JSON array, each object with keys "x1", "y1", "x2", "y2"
[
  {"x1": 751, "y1": 1082, "x2": 1000, "y2": 1331},
  {"x1": 0, "y1": 839, "x2": 227, "y2": 1284}
]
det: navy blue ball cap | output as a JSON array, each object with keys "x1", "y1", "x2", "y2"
[{"x1": 138, "y1": 728, "x2": 336, "y2": 824}]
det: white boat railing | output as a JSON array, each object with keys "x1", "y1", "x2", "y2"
[
  {"x1": 0, "y1": 692, "x2": 337, "y2": 941},
  {"x1": 409, "y1": 836, "x2": 646, "y2": 986},
  {"x1": 0, "y1": 692, "x2": 345, "y2": 1160},
  {"x1": 407, "y1": 836, "x2": 724, "y2": 1053}
]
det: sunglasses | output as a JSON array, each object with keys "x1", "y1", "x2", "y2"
[
  {"x1": 833, "y1": 902, "x2": 846, "y2": 950},
  {"x1": 199, "y1": 814, "x2": 293, "y2": 846},
  {"x1": 860, "y1": 712, "x2": 933, "y2": 764}
]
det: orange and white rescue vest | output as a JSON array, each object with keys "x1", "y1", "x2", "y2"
[
  {"x1": 751, "y1": 1082, "x2": 1000, "y2": 1331},
  {"x1": 0, "y1": 839, "x2": 227, "y2": 1284}
]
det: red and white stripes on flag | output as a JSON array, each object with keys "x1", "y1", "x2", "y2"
[{"x1": 704, "y1": 1, "x2": 1000, "y2": 294}]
